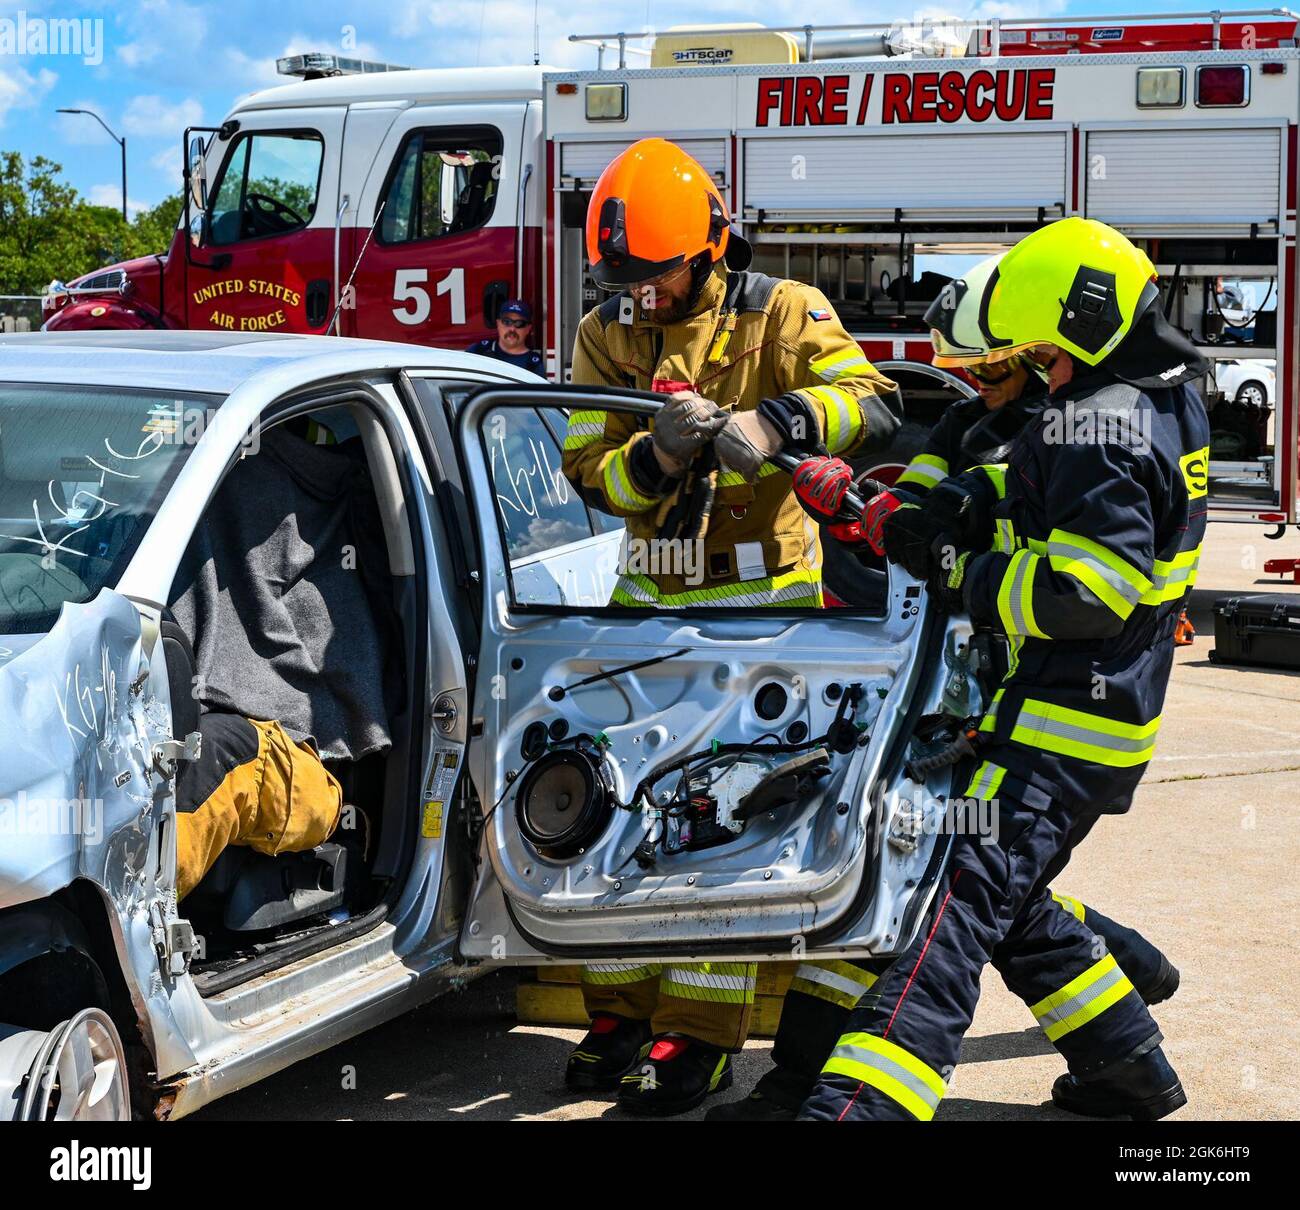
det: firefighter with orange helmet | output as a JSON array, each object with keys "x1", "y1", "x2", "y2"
[{"x1": 560, "y1": 137, "x2": 901, "y2": 1115}]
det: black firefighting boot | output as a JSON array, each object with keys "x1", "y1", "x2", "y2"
[
  {"x1": 704, "y1": 1066, "x2": 806, "y2": 1121},
  {"x1": 617, "y1": 1034, "x2": 733, "y2": 1117},
  {"x1": 565, "y1": 1014, "x2": 652, "y2": 1093},
  {"x1": 1052, "y1": 1044, "x2": 1187, "y2": 1121}
]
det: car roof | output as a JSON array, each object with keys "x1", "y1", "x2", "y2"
[{"x1": 0, "y1": 331, "x2": 542, "y2": 395}]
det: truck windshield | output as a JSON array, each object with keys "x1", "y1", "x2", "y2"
[{"x1": 0, "y1": 384, "x2": 217, "y2": 635}]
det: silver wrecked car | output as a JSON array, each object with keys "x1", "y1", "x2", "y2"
[{"x1": 0, "y1": 332, "x2": 972, "y2": 1120}]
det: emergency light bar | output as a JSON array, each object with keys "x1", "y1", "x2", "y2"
[{"x1": 276, "y1": 53, "x2": 410, "y2": 79}]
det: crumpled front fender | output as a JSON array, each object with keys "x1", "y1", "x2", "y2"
[{"x1": 0, "y1": 590, "x2": 169, "y2": 913}]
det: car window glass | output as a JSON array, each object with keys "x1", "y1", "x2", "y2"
[
  {"x1": 379, "y1": 127, "x2": 503, "y2": 243},
  {"x1": 209, "y1": 131, "x2": 323, "y2": 246},
  {"x1": 0, "y1": 386, "x2": 217, "y2": 634}
]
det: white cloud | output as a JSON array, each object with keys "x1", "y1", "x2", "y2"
[
  {"x1": 121, "y1": 94, "x2": 204, "y2": 137},
  {"x1": 87, "y1": 184, "x2": 149, "y2": 219},
  {"x1": 117, "y1": 0, "x2": 209, "y2": 74},
  {"x1": 0, "y1": 63, "x2": 57, "y2": 128}
]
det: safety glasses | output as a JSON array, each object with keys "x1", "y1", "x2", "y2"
[
  {"x1": 598, "y1": 261, "x2": 693, "y2": 296},
  {"x1": 965, "y1": 362, "x2": 1016, "y2": 386}
]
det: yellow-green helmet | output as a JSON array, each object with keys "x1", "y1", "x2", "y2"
[
  {"x1": 978, "y1": 218, "x2": 1158, "y2": 366},
  {"x1": 924, "y1": 254, "x2": 1004, "y2": 367}
]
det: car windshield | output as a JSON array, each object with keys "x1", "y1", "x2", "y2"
[{"x1": 0, "y1": 384, "x2": 217, "y2": 634}]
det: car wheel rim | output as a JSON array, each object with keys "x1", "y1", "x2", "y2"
[
  {"x1": 1239, "y1": 385, "x2": 1265, "y2": 407},
  {"x1": 22, "y1": 1008, "x2": 130, "y2": 1122}
]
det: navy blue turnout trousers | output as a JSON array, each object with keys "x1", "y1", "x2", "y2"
[{"x1": 801, "y1": 754, "x2": 1162, "y2": 1121}]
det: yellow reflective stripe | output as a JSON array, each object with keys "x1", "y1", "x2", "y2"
[
  {"x1": 803, "y1": 384, "x2": 863, "y2": 454},
  {"x1": 1010, "y1": 698, "x2": 1162, "y2": 767},
  {"x1": 1139, "y1": 546, "x2": 1202, "y2": 605},
  {"x1": 897, "y1": 453, "x2": 948, "y2": 490},
  {"x1": 660, "y1": 962, "x2": 757, "y2": 1005},
  {"x1": 564, "y1": 409, "x2": 608, "y2": 450},
  {"x1": 602, "y1": 446, "x2": 660, "y2": 512},
  {"x1": 1052, "y1": 892, "x2": 1086, "y2": 923},
  {"x1": 992, "y1": 518, "x2": 1016, "y2": 555},
  {"x1": 975, "y1": 463, "x2": 1007, "y2": 499},
  {"x1": 1005, "y1": 632, "x2": 1024, "y2": 677},
  {"x1": 611, "y1": 565, "x2": 822, "y2": 609},
  {"x1": 964, "y1": 760, "x2": 1006, "y2": 800},
  {"x1": 717, "y1": 463, "x2": 782, "y2": 489},
  {"x1": 997, "y1": 549, "x2": 1048, "y2": 639},
  {"x1": 822, "y1": 1032, "x2": 947, "y2": 1122},
  {"x1": 809, "y1": 346, "x2": 871, "y2": 382},
  {"x1": 581, "y1": 962, "x2": 662, "y2": 986},
  {"x1": 978, "y1": 688, "x2": 1004, "y2": 734},
  {"x1": 790, "y1": 961, "x2": 878, "y2": 1010},
  {"x1": 1048, "y1": 528, "x2": 1151, "y2": 621},
  {"x1": 1030, "y1": 954, "x2": 1135, "y2": 1042}
]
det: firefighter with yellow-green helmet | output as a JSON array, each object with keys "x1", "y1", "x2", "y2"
[
  {"x1": 792, "y1": 217, "x2": 1208, "y2": 1122},
  {"x1": 709, "y1": 244, "x2": 1182, "y2": 1121},
  {"x1": 559, "y1": 137, "x2": 901, "y2": 1115}
]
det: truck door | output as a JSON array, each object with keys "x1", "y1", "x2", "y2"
[
  {"x1": 186, "y1": 106, "x2": 345, "y2": 334},
  {"x1": 347, "y1": 103, "x2": 527, "y2": 352},
  {"x1": 433, "y1": 381, "x2": 976, "y2": 965}
]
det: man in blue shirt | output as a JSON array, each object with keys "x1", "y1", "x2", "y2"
[{"x1": 468, "y1": 299, "x2": 545, "y2": 375}]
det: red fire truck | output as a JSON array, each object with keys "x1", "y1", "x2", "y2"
[{"x1": 42, "y1": 10, "x2": 1300, "y2": 526}]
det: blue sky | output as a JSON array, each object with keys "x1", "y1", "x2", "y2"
[{"x1": 0, "y1": 0, "x2": 1222, "y2": 214}]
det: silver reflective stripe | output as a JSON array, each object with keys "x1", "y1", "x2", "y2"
[
  {"x1": 823, "y1": 388, "x2": 854, "y2": 453},
  {"x1": 826, "y1": 1039, "x2": 943, "y2": 1117},
  {"x1": 899, "y1": 457, "x2": 946, "y2": 487},
  {"x1": 1048, "y1": 536, "x2": 1143, "y2": 607},
  {"x1": 662, "y1": 968, "x2": 755, "y2": 992},
  {"x1": 994, "y1": 518, "x2": 1016, "y2": 554},
  {"x1": 1005, "y1": 549, "x2": 1038, "y2": 637},
  {"x1": 967, "y1": 760, "x2": 1006, "y2": 800},
  {"x1": 1016, "y1": 704, "x2": 1154, "y2": 756},
  {"x1": 820, "y1": 354, "x2": 869, "y2": 381},
  {"x1": 793, "y1": 964, "x2": 874, "y2": 1000},
  {"x1": 1035, "y1": 961, "x2": 1129, "y2": 1031}
]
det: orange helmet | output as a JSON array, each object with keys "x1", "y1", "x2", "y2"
[{"x1": 586, "y1": 138, "x2": 745, "y2": 288}]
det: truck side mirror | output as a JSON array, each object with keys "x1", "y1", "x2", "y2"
[{"x1": 187, "y1": 135, "x2": 208, "y2": 213}]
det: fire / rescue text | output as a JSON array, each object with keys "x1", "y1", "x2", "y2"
[{"x1": 755, "y1": 68, "x2": 1055, "y2": 126}]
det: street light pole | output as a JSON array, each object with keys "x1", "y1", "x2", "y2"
[{"x1": 56, "y1": 107, "x2": 128, "y2": 222}]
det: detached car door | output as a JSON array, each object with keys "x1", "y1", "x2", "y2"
[{"x1": 448, "y1": 383, "x2": 980, "y2": 964}]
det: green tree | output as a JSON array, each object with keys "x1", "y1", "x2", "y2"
[{"x1": 0, "y1": 151, "x2": 183, "y2": 294}]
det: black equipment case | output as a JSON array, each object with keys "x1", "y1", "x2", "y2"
[{"x1": 1211, "y1": 594, "x2": 1300, "y2": 670}]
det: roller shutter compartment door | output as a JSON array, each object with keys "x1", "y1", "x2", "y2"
[
  {"x1": 559, "y1": 138, "x2": 727, "y2": 184},
  {"x1": 1084, "y1": 128, "x2": 1281, "y2": 228},
  {"x1": 742, "y1": 131, "x2": 1068, "y2": 218}
]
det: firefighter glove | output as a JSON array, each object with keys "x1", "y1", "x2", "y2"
[
  {"x1": 652, "y1": 391, "x2": 729, "y2": 474},
  {"x1": 793, "y1": 455, "x2": 854, "y2": 520},
  {"x1": 715, "y1": 408, "x2": 785, "y2": 482},
  {"x1": 929, "y1": 549, "x2": 972, "y2": 614}
]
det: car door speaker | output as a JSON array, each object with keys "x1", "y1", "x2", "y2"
[{"x1": 515, "y1": 744, "x2": 613, "y2": 857}]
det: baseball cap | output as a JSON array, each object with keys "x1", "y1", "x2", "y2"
[{"x1": 499, "y1": 299, "x2": 532, "y2": 322}]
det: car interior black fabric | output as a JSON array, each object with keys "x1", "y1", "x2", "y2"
[{"x1": 169, "y1": 424, "x2": 399, "y2": 762}]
